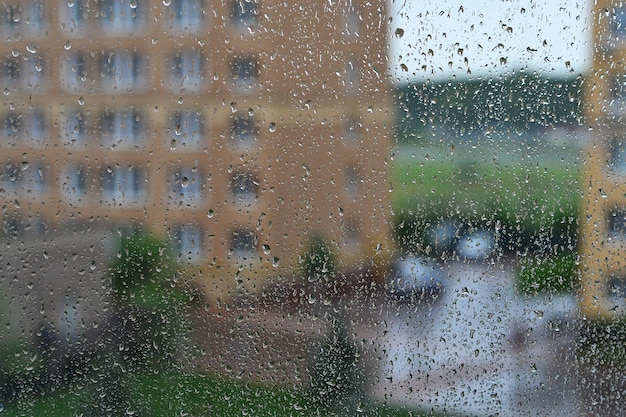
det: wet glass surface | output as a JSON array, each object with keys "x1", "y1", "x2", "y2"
[{"x1": 1, "y1": 1, "x2": 624, "y2": 416}]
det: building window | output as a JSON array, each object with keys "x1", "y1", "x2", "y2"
[
  {"x1": 343, "y1": 5, "x2": 361, "y2": 38},
  {"x1": 169, "y1": 50, "x2": 205, "y2": 92},
  {"x1": 23, "y1": 1, "x2": 45, "y2": 35},
  {"x1": 170, "y1": 166, "x2": 203, "y2": 207},
  {"x1": 233, "y1": 0, "x2": 258, "y2": 31},
  {"x1": 61, "y1": 52, "x2": 88, "y2": 92},
  {"x1": 609, "y1": 208, "x2": 626, "y2": 239},
  {"x1": 231, "y1": 114, "x2": 257, "y2": 148},
  {"x1": 99, "y1": 51, "x2": 144, "y2": 91},
  {"x1": 0, "y1": 110, "x2": 43, "y2": 146},
  {"x1": 612, "y1": 7, "x2": 626, "y2": 41},
  {"x1": 100, "y1": 0, "x2": 144, "y2": 34},
  {"x1": 0, "y1": 2, "x2": 44, "y2": 37},
  {"x1": 344, "y1": 59, "x2": 359, "y2": 94},
  {"x1": 172, "y1": 0, "x2": 205, "y2": 32},
  {"x1": 169, "y1": 110, "x2": 205, "y2": 150},
  {"x1": 101, "y1": 165, "x2": 146, "y2": 205},
  {"x1": 343, "y1": 165, "x2": 360, "y2": 199},
  {"x1": 342, "y1": 218, "x2": 362, "y2": 251},
  {"x1": 229, "y1": 171, "x2": 258, "y2": 206},
  {"x1": 100, "y1": 109, "x2": 144, "y2": 148},
  {"x1": 2, "y1": 112, "x2": 22, "y2": 145},
  {"x1": 62, "y1": 110, "x2": 88, "y2": 147},
  {"x1": 0, "y1": 4, "x2": 21, "y2": 35},
  {"x1": 60, "y1": 0, "x2": 89, "y2": 35},
  {"x1": 343, "y1": 115, "x2": 362, "y2": 145},
  {"x1": 608, "y1": 274, "x2": 626, "y2": 311},
  {"x1": 610, "y1": 135, "x2": 626, "y2": 175},
  {"x1": 22, "y1": 162, "x2": 46, "y2": 196},
  {"x1": 172, "y1": 224, "x2": 204, "y2": 263},
  {"x1": 2, "y1": 54, "x2": 47, "y2": 90},
  {"x1": 231, "y1": 229, "x2": 257, "y2": 260},
  {"x1": 610, "y1": 73, "x2": 626, "y2": 117},
  {"x1": 2, "y1": 161, "x2": 21, "y2": 193},
  {"x1": 25, "y1": 109, "x2": 46, "y2": 146},
  {"x1": 1, "y1": 216, "x2": 22, "y2": 238},
  {"x1": 231, "y1": 55, "x2": 258, "y2": 92},
  {"x1": 62, "y1": 164, "x2": 88, "y2": 204}
]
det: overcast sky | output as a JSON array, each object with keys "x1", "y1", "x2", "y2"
[{"x1": 387, "y1": 0, "x2": 592, "y2": 83}]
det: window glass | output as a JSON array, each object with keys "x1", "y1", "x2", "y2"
[
  {"x1": 171, "y1": 0, "x2": 206, "y2": 33},
  {"x1": 169, "y1": 109, "x2": 205, "y2": 150},
  {"x1": 5, "y1": 2, "x2": 624, "y2": 417},
  {"x1": 233, "y1": 0, "x2": 258, "y2": 32}
]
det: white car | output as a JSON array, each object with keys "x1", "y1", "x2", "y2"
[{"x1": 389, "y1": 256, "x2": 447, "y2": 300}]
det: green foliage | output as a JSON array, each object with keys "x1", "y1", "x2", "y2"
[
  {"x1": 392, "y1": 147, "x2": 580, "y2": 256},
  {"x1": 516, "y1": 253, "x2": 580, "y2": 295},
  {"x1": 301, "y1": 235, "x2": 337, "y2": 281},
  {"x1": 308, "y1": 313, "x2": 363, "y2": 413},
  {"x1": 396, "y1": 73, "x2": 583, "y2": 142},
  {"x1": 109, "y1": 227, "x2": 196, "y2": 367},
  {"x1": 110, "y1": 228, "x2": 177, "y2": 307},
  {"x1": 0, "y1": 368, "x2": 454, "y2": 417},
  {"x1": 0, "y1": 340, "x2": 45, "y2": 402}
]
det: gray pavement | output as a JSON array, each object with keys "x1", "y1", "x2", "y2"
[{"x1": 356, "y1": 261, "x2": 580, "y2": 417}]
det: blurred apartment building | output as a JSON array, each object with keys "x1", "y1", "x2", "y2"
[
  {"x1": 0, "y1": 0, "x2": 393, "y2": 298},
  {"x1": 581, "y1": 1, "x2": 626, "y2": 318}
]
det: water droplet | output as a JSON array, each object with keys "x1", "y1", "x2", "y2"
[
  {"x1": 3, "y1": 88, "x2": 9, "y2": 96},
  {"x1": 268, "y1": 122, "x2": 276, "y2": 132},
  {"x1": 26, "y1": 44, "x2": 37, "y2": 54},
  {"x1": 272, "y1": 256, "x2": 280, "y2": 267},
  {"x1": 181, "y1": 176, "x2": 189, "y2": 188},
  {"x1": 163, "y1": 0, "x2": 171, "y2": 5},
  {"x1": 375, "y1": 243, "x2": 383, "y2": 254},
  {"x1": 177, "y1": 97, "x2": 184, "y2": 104},
  {"x1": 68, "y1": 0, "x2": 75, "y2": 7},
  {"x1": 129, "y1": 0, "x2": 137, "y2": 9},
  {"x1": 11, "y1": 48, "x2": 20, "y2": 58},
  {"x1": 230, "y1": 102, "x2": 237, "y2": 113},
  {"x1": 77, "y1": 96, "x2": 85, "y2": 105},
  {"x1": 207, "y1": 209, "x2": 215, "y2": 218},
  {"x1": 90, "y1": 260, "x2": 96, "y2": 270},
  {"x1": 64, "y1": 41, "x2": 72, "y2": 50},
  {"x1": 262, "y1": 244, "x2": 271, "y2": 255},
  {"x1": 174, "y1": 125, "x2": 182, "y2": 136},
  {"x1": 395, "y1": 28, "x2": 404, "y2": 38},
  {"x1": 35, "y1": 63, "x2": 42, "y2": 72},
  {"x1": 338, "y1": 206, "x2": 344, "y2": 216},
  {"x1": 308, "y1": 293, "x2": 317, "y2": 304}
]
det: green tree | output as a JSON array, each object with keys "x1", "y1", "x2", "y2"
[{"x1": 109, "y1": 227, "x2": 193, "y2": 367}]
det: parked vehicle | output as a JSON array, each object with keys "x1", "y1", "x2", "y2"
[
  {"x1": 389, "y1": 256, "x2": 447, "y2": 300},
  {"x1": 456, "y1": 229, "x2": 497, "y2": 261}
]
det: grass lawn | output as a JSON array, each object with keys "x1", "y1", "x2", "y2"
[
  {"x1": 392, "y1": 142, "x2": 581, "y2": 254},
  {"x1": 0, "y1": 369, "x2": 466, "y2": 417}
]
